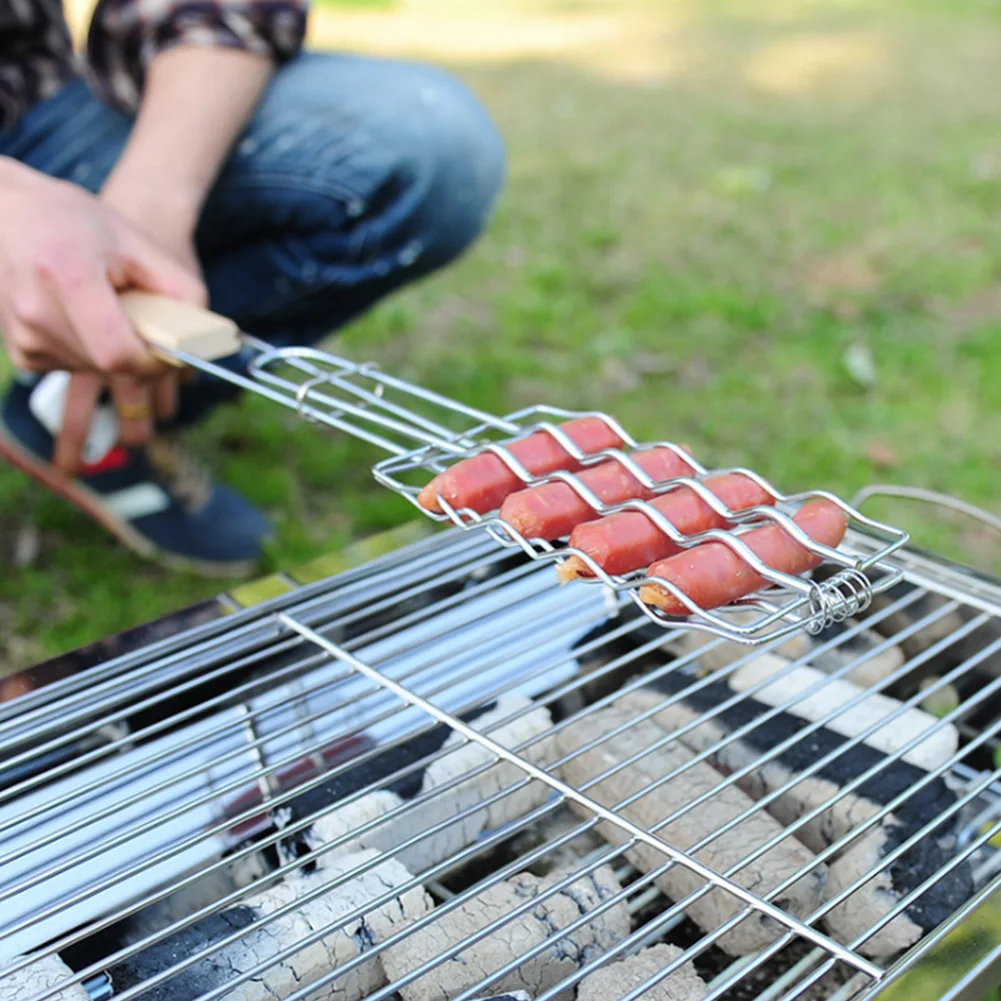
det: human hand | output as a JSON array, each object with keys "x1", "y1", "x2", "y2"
[
  {"x1": 94, "y1": 173, "x2": 209, "y2": 460},
  {"x1": 0, "y1": 158, "x2": 205, "y2": 473}
]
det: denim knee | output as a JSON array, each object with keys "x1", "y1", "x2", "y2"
[
  {"x1": 198, "y1": 53, "x2": 508, "y2": 337},
  {"x1": 396, "y1": 64, "x2": 507, "y2": 271},
  {"x1": 244, "y1": 53, "x2": 507, "y2": 273}
]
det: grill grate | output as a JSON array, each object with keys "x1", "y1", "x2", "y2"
[{"x1": 3, "y1": 527, "x2": 1001, "y2": 1001}]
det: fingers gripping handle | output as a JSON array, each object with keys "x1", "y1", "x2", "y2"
[{"x1": 29, "y1": 294, "x2": 241, "y2": 467}]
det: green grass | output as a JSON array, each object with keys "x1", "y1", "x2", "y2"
[{"x1": 5, "y1": 0, "x2": 1001, "y2": 667}]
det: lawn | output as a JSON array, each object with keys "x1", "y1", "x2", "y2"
[{"x1": 4, "y1": 0, "x2": 1001, "y2": 667}]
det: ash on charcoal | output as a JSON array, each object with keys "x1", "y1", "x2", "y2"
[
  {"x1": 644, "y1": 670, "x2": 974, "y2": 938},
  {"x1": 501, "y1": 804, "x2": 608, "y2": 878},
  {"x1": 650, "y1": 921, "x2": 858, "y2": 1001},
  {"x1": 577, "y1": 944, "x2": 708, "y2": 1001},
  {"x1": 286, "y1": 701, "x2": 499, "y2": 821},
  {"x1": 558, "y1": 702, "x2": 827, "y2": 957},
  {"x1": 108, "y1": 850, "x2": 430, "y2": 1001},
  {"x1": 0, "y1": 954, "x2": 89, "y2": 1001},
  {"x1": 382, "y1": 865, "x2": 630, "y2": 1001},
  {"x1": 302, "y1": 695, "x2": 559, "y2": 882}
]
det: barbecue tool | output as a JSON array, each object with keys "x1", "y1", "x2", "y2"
[{"x1": 31, "y1": 292, "x2": 909, "y2": 647}]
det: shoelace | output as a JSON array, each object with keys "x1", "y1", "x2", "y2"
[{"x1": 146, "y1": 435, "x2": 213, "y2": 513}]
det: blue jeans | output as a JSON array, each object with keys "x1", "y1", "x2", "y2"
[{"x1": 0, "y1": 52, "x2": 506, "y2": 425}]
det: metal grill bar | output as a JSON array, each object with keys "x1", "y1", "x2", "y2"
[
  {"x1": 0, "y1": 535, "x2": 505, "y2": 768},
  {"x1": 0, "y1": 591, "x2": 605, "y2": 958},
  {"x1": 0, "y1": 569, "x2": 595, "y2": 879},
  {"x1": 278, "y1": 613, "x2": 883, "y2": 975}
]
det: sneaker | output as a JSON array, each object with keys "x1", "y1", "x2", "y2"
[{"x1": 0, "y1": 376, "x2": 273, "y2": 577}]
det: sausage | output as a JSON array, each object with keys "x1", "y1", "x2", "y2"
[
  {"x1": 107, "y1": 849, "x2": 432, "y2": 1001},
  {"x1": 558, "y1": 472, "x2": 775, "y2": 581},
  {"x1": 557, "y1": 700, "x2": 827, "y2": 956},
  {"x1": 0, "y1": 954, "x2": 89, "y2": 1001},
  {"x1": 381, "y1": 865, "x2": 630, "y2": 1001},
  {"x1": 638, "y1": 671, "x2": 973, "y2": 958},
  {"x1": 417, "y1": 416, "x2": 626, "y2": 515},
  {"x1": 639, "y1": 499, "x2": 847, "y2": 615},
  {"x1": 576, "y1": 944, "x2": 708, "y2": 1001},
  {"x1": 304, "y1": 695, "x2": 558, "y2": 878},
  {"x1": 727, "y1": 655, "x2": 958, "y2": 771},
  {"x1": 499, "y1": 446, "x2": 695, "y2": 541}
]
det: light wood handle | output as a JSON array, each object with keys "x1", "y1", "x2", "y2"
[{"x1": 119, "y1": 291, "x2": 242, "y2": 364}]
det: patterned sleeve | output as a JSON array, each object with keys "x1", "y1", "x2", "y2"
[{"x1": 86, "y1": 0, "x2": 309, "y2": 111}]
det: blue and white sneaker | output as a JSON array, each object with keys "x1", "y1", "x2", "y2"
[{"x1": 0, "y1": 376, "x2": 273, "y2": 577}]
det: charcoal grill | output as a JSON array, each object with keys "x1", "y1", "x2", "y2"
[
  {"x1": 3, "y1": 502, "x2": 1001, "y2": 1001},
  {"x1": 4, "y1": 295, "x2": 1001, "y2": 1001}
]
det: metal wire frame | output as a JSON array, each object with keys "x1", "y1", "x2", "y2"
[
  {"x1": 0, "y1": 526, "x2": 485, "y2": 736},
  {"x1": 0, "y1": 533, "x2": 510, "y2": 791},
  {"x1": 0, "y1": 584, "x2": 601, "y2": 930},
  {"x1": 0, "y1": 539, "x2": 919, "y2": 907},
  {"x1": 0, "y1": 566, "x2": 605, "y2": 960},
  {"x1": 152, "y1": 335, "x2": 911, "y2": 646},
  {"x1": 7, "y1": 552, "x2": 1001, "y2": 1001},
  {"x1": 68, "y1": 600, "x2": 984, "y2": 1001},
  {"x1": 0, "y1": 588, "x2": 952, "y2": 948}
]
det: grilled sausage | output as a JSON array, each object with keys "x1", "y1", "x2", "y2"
[
  {"x1": 639, "y1": 500, "x2": 847, "y2": 615},
  {"x1": 559, "y1": 472, "x2": 775, "y2": 581},
  {"x1": 557, "y1": 700, "x2": 827, "y2": 956},
  {"x1": 499, "y1": 447, "x2": 695, "y2": 541},
  {"x1": 638, "y1": 672, "x2": 973, "y2": 958},
  {"x1": 0, "y1": 954, "x2": 89, "y2": 1001},
  {"x1": 417, "y1": 417, "x2": 625, "y2": 515},
  {"x1": 107, "y1": 849, "x2": 432, "y2": 1001},
  {"x1": 576, "y1": 944, "x2": 708, "y2": 1001},
  {"x1": 305, "y1": 695, "x2": 558, "y2": 878},
  {"x1": 381, "y1": 865, "x2": 630, "y2": 1001},
  {"x1": 727, "y1": 655, "x2": 958, "y2": 771}
]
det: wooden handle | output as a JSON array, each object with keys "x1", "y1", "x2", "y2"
[{"x1": 119, "y1": 291, "x2": 241, "y2": 364}]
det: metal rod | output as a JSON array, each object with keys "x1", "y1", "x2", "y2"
[{"x1": 279, "y1": 614, "x2": 882, "y2": 977}]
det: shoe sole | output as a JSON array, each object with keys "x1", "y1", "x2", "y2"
[{"x1": 0, "y1": 420, "x2": 259, "y2": 580}]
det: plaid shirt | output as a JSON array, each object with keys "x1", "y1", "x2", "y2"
[{"x1": 0, "y1": 0, "x2": 308, "y2": 131}]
